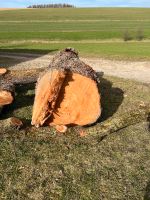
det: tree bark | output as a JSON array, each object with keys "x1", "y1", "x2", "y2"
[
  {"x1": 0, "y1": 68, "x2": 46, "y2": 106},
  {"x1": 83, "y1": 104, "x2": 150, "y2": 140},
  {"x1": 0, "y1": 117, "x2": 23, "y2": 133},
  {"x1": 32, "y1": 48, "x2": 101, "y2": 128}
]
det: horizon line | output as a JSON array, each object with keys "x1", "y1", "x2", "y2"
[{"x1": 1, "y1": 6, "x2": 150, "y2": 8}]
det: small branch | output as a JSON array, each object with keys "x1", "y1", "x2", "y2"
[
  {"x1": 0, "y1": 117, "x2": 23, "y2": 133},
  {"x1": 85, "y1": 104, "x2": 150, "y2": 140}
]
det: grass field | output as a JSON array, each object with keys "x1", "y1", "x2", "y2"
[
  {"x1": 1, "y1": 41, "x2": 150, "y2": 60},
  {"x1": 0, "y1": 8, "x2": 150, "y2": 199},
  {"x1": 0, "y1": 8, "x2": 150, "y2": 59},
  {"x1": 0, "y1": 74, "x2": 150, "y2": 199}
]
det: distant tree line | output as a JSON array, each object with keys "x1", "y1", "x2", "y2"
[{"x1": 27, "y1": 3, "x2": 75, "y2": 8}]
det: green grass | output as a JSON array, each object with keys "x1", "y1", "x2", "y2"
[
  {"x1": 0, "y1": 31, "x2": 123, "y2": 41},
  {"x1": 1, "y1": 8, "x2": 150, "y2": 199},
  {"x1": 0, "y1": 75, "x2": 150, "y2": 199},
  {"x1": 0, "y1": 8, "x2": 150, "y2": 59},
  {"x1": 1, "y1": 41, "x2": 150, "y2": 60},
  {"x1": 0, "y1": 8, "x2": 150, "y2": 21},
  {"x1": 0, "y1": 9, "x2": 150, "y2": 41},
  {"x1": 0, "y1": 21, "x2": 149, "y2": 32}
]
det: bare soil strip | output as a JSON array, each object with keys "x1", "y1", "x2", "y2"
[
  {"x1": 1, "y1": 39, "x2": 150, "y2": 44},
  {"x1": 0, "y1": 38, "x2": 125, "y2": 45},
  {"x1": 0, "y1": 52, "x2": 150, "y2": 84},
  {"x1": 0, "y1": 19, "x2": 150, "y2": 22}
]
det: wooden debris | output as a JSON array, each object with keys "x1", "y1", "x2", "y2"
[
  {"x1": 55, "y1": 125, "x2": 68, "y2": 133},
  {"x1": 84, "y1": 104, "x2": 150, "y2": 140},
  {"x1": 32, "y1": 69, "x2": 66, "y2": 127},
  {"x1": 0, "y1": 68, "x2": 7, "y2": 75},
  {"x1": 0, "y1": 91, "x2": 13, "y2": 106},
  {"x1": 0, "y1": 117, "x2": 23, "y2": 132}
]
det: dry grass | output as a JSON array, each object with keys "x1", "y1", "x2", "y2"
[{"x1": 0, "y1": 8, "x2": 23, "y2": 11}]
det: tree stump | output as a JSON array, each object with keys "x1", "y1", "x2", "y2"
[{"x1": 32, "y1": 48, "x2": 101, "y2": 131}]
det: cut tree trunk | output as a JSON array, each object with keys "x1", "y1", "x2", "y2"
[
  {"x1": 0, "y1": 91, "x2": 13, "y2": 106},
  {"x1": 32, "y1": 69, "x2": 66, "y2": 127},
  {"x1": 32, "y1": 48, "x2": 101, "y2": 129},
  {"x1": 0, "y1": 68, "x2": 7, "y2": 75},
  {"x1": 0, "y1": 68, "x2": 45, "y2": 107},
  {"x1": 47, "y1": 72, "x2": 101, "y2": 126}
]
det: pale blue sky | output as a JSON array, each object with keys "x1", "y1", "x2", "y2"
[{"x1": 0, "y1": 0, "x2": 150, "y2": 8}]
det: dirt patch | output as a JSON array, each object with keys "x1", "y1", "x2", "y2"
[{"x1": 0, "y1": 52, "x2": 150, "y2": 84}]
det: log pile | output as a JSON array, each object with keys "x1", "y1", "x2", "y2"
[
  {"x1": 32, "y1": 48, "x2": 101, "y2": 132},
  {"x1": 0, "y1": 67, "x2": 46, "y2": 130},
  {"x1": 0, "y1": 48, "x2": 101, "y2": 133}
]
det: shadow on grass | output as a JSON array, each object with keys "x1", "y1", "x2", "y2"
[
  {"x1": 0, "y1": 48, "x2": 58, "y2": 68},
  {"x1": 0, "y1": 87, "x2": 34, "y2": 129},
  {"x1": 144, "y1": 181, "x2": 150, "y2": 200},
  {"x1": 147, "y1": 113, "x2": 150, "y2": 132},
  {"x1": 0, "y1": 48, "x2": 57, "y2": 55},
  {"x1": 97, "y1": 72, "x2": 124, "y2": 122}
]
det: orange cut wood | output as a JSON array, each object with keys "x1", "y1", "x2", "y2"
[
  {"x1": 0, "y1": 68, "x2": 7, "y2": 75},
  {"x1": 47, "y1": 72, "x2": 101, "y2": 126},
  {"x1": 31, "y1": 69, "x2": 66, "y2": 127},
  {"x1": 55, "y1": 125, "x2": 68, "y2": 133},
  {"x1": 0, "y1": 91, "x2": 13, "y2": 106}
]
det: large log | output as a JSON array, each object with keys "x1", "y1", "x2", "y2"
[
  {"x1": 0, "y1": 68, "x2": 45, "y2": 107},
  {"x1": 32, "y1": 48, "x2": 101, "y2": 130},
  {"x1": 0, "y1": 68, "x2": 45, "y2": 86}
]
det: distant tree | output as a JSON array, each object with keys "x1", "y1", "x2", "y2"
[{"x1": 27, "y1": 3, "x2": 75, "y2": 8}]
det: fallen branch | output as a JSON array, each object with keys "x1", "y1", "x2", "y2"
[{"x1": 84, "y1": 104, "x2": 150, "y2": 140}]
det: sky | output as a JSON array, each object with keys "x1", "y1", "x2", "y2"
[{"x1": 0, "y1": 0, "x2": 150, "y2": 8}]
